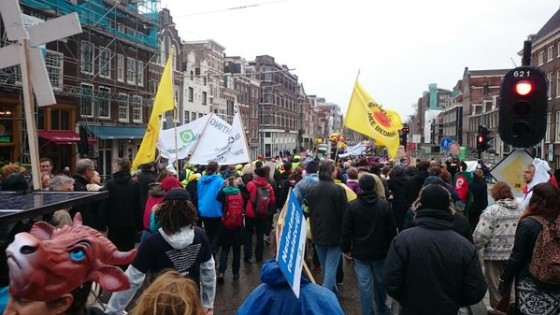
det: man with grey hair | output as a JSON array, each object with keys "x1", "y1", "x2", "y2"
[
  {"x1": 72, "y1": 158, "x2": 97, "y2": 227},
  {"x1": 46, "y1": 175, "x2": 74, "y2": 227}
]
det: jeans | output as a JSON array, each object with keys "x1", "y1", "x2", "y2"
[
  {"x1": 219, "y1": 243, "x2": 241, "y2": 275},
  {"x1": 244, "y1": 217, "x2": 266, "y2": 260},
  {"x1": 353, "y1": 258, "x2": 390, "y2": 315},
  {"x1": 315, "y1": 244, "x2": 341, "y2": 294}
]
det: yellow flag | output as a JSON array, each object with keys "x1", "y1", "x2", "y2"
[
  {"x1": 344, "y1": 80, "x2": 402, "y2": 158},
  {"x1": 132, "y1": 49, "x2": 175, "y2": 170}
]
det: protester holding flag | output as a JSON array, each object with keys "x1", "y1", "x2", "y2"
[{"x1": 198, "y1": 161, "x2": 225, "y2": 255}]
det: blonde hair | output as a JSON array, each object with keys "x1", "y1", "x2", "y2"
[{"x1": 130, "y1": 270, "x2": 205, "y2": 315}]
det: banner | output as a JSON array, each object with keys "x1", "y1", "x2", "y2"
[
  {"x1": 189, "y1": 112, "x2": 250, "y2": 165},
  {"x1": 277, "y1": 190, "x2": 307, "y2": 298},
  {"x1": 338, "y1": 142, "x2": 366, "y2": 158},
  {"x1": 157, "y1": 114, "x2": 211, "y2": 162},
  {"x1": 344, "y1": 80, "x2": 402, "y2": 158}
]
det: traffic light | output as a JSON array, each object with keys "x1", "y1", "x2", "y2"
[
  {"x1": 476, "y1": 135, "x2": 487, "y2": 151},
  {"x1": 400, "y1": 127, "x2": 409, "y2": 147},
  {"x1": 499, "y1": 66, "x2": 548, "y2": 148}
]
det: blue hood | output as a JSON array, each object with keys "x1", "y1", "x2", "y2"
[
  {"x1": 197, "y1": 174, "x2": 225, "y2": 218},
  {"x1": 261, "y1": 259, "x2": 310, "y2": 287}
]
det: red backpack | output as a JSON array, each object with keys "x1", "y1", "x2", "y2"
[
  {"x1": 254, "y1": 183, "x2": 272, "y2": 219},
  {"x1": 528, "y1": 216, "x2": 560, "y2": 285},
  {"x1": 223, "y1": 194, "x2": 244, "y2": 229}
]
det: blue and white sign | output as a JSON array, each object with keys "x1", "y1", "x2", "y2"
[
  {"x1": 277, "y1": 190, "x2": 307, "y2": 298},
  {"x1": 440, "y1": 137, "x2": 453, "y2": 152}
]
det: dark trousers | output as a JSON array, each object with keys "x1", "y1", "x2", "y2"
[
  {"x1": 201, "y1": 217, "x2": 222, "y2": 254},
  {"x1": 107, "y1": 227, "x2": 137, "y2": 251},
  {"x1": 219, "y1": 243, "x2": 241, "y2": 275},
  {"x1": 244, "y1": 216, "x2": 266, "y2": 260}
]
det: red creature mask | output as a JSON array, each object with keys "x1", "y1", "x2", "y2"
[{"x1": 6, "y1": 213, "x2": 137, "y2": 301}]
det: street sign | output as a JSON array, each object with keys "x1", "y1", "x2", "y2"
[
  {"x1": 440, "y1": 137, "x2": 453, "y2": 152},
  {"x1": 490, "y1": 150, "x2": 534, "y2": 198},
  {"x1": 277, "y1": 190, "x2": 307, "y2": 298}
]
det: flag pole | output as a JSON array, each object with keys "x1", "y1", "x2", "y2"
[
  {"x1": 171, "y1": 45, "x2": 180, "y2": 178},
  {"x1": 235, "y1": 105, "x2": 252, "y2": 165},
  {"x1": 187, "y1": 113, "x2": 214, "y2": 165},
  {"x1": 334, "y1": 70, "x2": 361, "y2": 162}
]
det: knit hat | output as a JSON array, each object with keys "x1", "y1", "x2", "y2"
[
  {"x1": 359, "y1": 174, "x2": 376, "y2": 192},
  {"x1": 419, "y1": 185, "x2": 450, "y2": 211},
  {"x1": 164, "y1": 188, "x2": 191, "y2": 201},
  {"x1": 161, "y1": 177, "x2": 183, "y2": 192},
  {"x1": 305, "y1": 160, "x2": 318, "y2": 174},
  {"x1": 423, "y1": 176, "x2": 444, "y2": 187},
  {"x1": 254, "y1": 167, "x2": 267, "y2": 178}
]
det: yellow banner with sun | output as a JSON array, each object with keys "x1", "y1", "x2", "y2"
[{"x1": 344, "y1": 80, "x2": 403, "y2": 158}]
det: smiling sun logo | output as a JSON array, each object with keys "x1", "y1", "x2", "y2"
[{"x1": 367, "y1": 102, "x2": 393, "y2": 129}]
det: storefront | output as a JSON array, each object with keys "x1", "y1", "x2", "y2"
[{"x1": 0, "y1": 103, "x2": 20, "y2": 164}]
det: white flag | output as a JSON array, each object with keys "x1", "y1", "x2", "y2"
[
  {"x1": 189, "y1": 112, "x2": 250, "y2": 165},
  {"x1": 338, "y1": 142, "x2": 366, "y2": 158},
  {"x1": 157, "y1": 114, "x2": 211, "y2": 162}
]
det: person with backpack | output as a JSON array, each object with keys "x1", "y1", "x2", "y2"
[
  {"x1": 499, "y1": 182, "x2": 560, "y2": 314},
  {"x1": 216, "y1": 174, "x2": 248, "y2": 283},
  {"x1": 244, "y1": 167, "x2": 276, "y2": 262}
]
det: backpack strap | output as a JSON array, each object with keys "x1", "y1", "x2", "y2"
[{"x1": 530, "y1": 215, "x2": 553, "y2": 226}]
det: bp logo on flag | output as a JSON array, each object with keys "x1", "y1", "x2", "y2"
[{"x1": 180, "y1": 130, "x2": 195, "y2": 144}]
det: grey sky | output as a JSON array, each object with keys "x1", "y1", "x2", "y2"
[{"x1": 163, "y1": 0, "x2": 559, "y2": 120}]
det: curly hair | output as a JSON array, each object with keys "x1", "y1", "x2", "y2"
[
  {"x1": 130, "y1": 270, "x2": 205, "y2": 315},
  {"x1": 490, "y1": 181, "x2": 514, "y2": 201},
  {"x1": 156, "y1": 200, "x2": 198, "y2": 235},
  {"x1": 522, "y1": 182, "x2": 560, "y2": 220}
]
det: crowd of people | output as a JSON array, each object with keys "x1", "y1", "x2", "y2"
[{"x1": 0, "y1": 152, "x2": 559, "y2": 314}]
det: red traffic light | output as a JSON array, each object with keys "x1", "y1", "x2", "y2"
[
  {"x1": 515, "y1": 80, "x2": 533, "y2": 96},
  {"x1": 477, "y1": 135, "x2": 486, "y2": 144},
  {"x1": 402, "y1": 127, "x2": 409, "y2": 133}
]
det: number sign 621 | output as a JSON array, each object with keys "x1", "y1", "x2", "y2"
[{"x1": 513, "y1": 70, "x2": 531, "y2": 78}]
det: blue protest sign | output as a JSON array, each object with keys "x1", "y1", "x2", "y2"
[
  {"x1": 277, "y1": 190, "x2": 307, "y2": 298},
  {"x1": 440, "y1": 137, "x2": 453, "y2": 152}
]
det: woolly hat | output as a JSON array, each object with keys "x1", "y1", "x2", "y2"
[
  {"x1": 305, "y1": 160, "x2": 318, "y2": 174},
  {"x1": 359, "y1": 174, "x2": 376, "y2": 192},
  {"x1": 161, "y1": 177, "x2": 183, "y2": 192},
  {"x1": 254, "y1": 167, "x2": 267, "y2": 178},
  {"x1": 164, "y1": 188, "x2": 191, "y2": 201},
  {"x1": 419, "y1": 185, "x2": 450, "y2": 211},
  {"x1": 423, "y1": 176, "x2": 444, "y2": 187}
]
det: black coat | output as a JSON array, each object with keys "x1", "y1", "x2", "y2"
[
  {"x1": 388, "y1": 175, "x2": 410, "y2": 230},
  {"x1": 404, "y1": 170, "x2": 429, "y2": 205},
  {"x1": 101, "y1": 171, "x2": 143, "y2": 230},
  {"x1": 341, "y1": 191, "x2": 397, "y2": 261},
  {"x1": 72, "y1": 175, "x2": 96, "y2": 227},
  {"x1": 307, "y1": 179, "x2": 348, "y2": 246},
  {"x1": 384, "y1": 209, "x2": 487, "y2": 315}
]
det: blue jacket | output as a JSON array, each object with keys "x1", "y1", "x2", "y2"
[
  {"x1": 236, "y1": 260, "x2": 344, "y2": 315},
  {"x1": 197, "y1": 174, "x2": 225, "y2": 218}
]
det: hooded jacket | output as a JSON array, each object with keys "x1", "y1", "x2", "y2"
[
  {"x1": 245, "y1": 176, "x2": 276, "y2": 218},
  {"x1": 520, "y1": 158, "x2": 551, "y2": 211},
  {"x1": 306, "y1": 179, "x2": 348, "y2": 246},
  {"x1": 197, "y1": 174, "x2": 225, "y2": 218},
  {"x1": 342, "y1": 190, "x2": 396, "y2": 261},
  {"x1": 473, "y1": 198, "x2": 522, "y2": 261},
  {"x1": 384, "y1": 208, "x2": 487, "y2": 315},
  {"x1": 105, "y1": 226, "x2": 216, "y2": 314},
  {"x1": 236, "y1": 260, "x2": 344, "y2": 315},
  {"x1": 143, "y1": 183, "x2": 165, "y2": 230}
]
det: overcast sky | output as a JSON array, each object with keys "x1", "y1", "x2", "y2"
[{"x1": 162, "y1": 0, "x2": 559, "y2": 121}]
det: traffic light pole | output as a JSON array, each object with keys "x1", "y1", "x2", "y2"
[{"x1": 522, "y1": 40, "x2": 531, "y2": 66}]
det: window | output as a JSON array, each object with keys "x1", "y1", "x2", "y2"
[
  {"x1": 127, "y1": 57, "x2": 136, "y2": 84},
  {"x1": 188, "y1": 87, "x2": 194, "y2": 102},
  {"x1": 538, "y1": 51, "x2": 544, "y2": 65},
  {"x1": 556, "y1": 111, "x2": 560, "y2": 143},
  {"x1": 80, "y1": 41, "x2": 94, "y2": 74},
  {"x1": 132, "y1": 95, "x2": 142, "y2": 123},
  {"x1": 557, "y1": 70, "x2": 560, "y2": 98},
  {"x1": 184, "y1": 111, "x2": 190, "y2": 123},
  {"x1": 99, "y1": 47, "x2": 111, "y2": 78},
  {"x1": 547, "y1": 112, "x2": 552, "y2": 143},
  {"x1": 118, "y1": 93, "x2": 129, "y2": 122},
  {"x1": 51, "y1": 109, "x2": 70, "y2": 130},
  {"x1": 191, "y1": 112, "x2": 197, "y2": 122},
  {"x1": 137, "y1": 61, "x2": 144, "y2": 86},
  {"x1": 117, "y1": 55, "x2": 124, "y2": 82},
  {"x1": 558, "y1": 43, "x2": 560, "y2": 57},
  {"x1": 548, "y1": 46, "x2": 554, "y2": 62},
  {"x1": 98, "y1": 87, "x2": 110, "y2": 119},
  {"x1": 45, "y1": 51, "x2": 63, "y2": 90},
  {"x1": 548, "y1": 72, "x2": 552, "y2": 99},
  {"x1": 202, "y1": 91, "x2": 207, "y2": 105},
  {"x1": 80, "y1": 83, "x2": 93, "y2": 117}
]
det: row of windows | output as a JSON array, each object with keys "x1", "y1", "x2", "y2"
[
  {"x1": 80, "y1": 41, "x2": 144, "y2": 86},
  {"x1": 538, "y1": 43, "x2": 560, "y2": 65},
  {"x1": 187, "y1": 87, "x2": 207, "y2": 105},
  {"x1": 545, "y1": 111, "x2": 560, "y2": 143},
  {"x1": 183, "y1": 111, "x2": 206, "y2": 123},
  {"x1": 79, "y1": 83, "x2": 143, "y2": 123}
]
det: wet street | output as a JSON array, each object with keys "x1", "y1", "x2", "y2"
[{"x1": 213, "y1": 241, "x2": 362, "y2": 315}]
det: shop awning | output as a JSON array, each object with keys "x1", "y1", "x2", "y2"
[
  {"x1": 38, "y1": 131, "x2": 96, "y2": 145},
  {"x1": 87, "y1": 126, "x2": 146, "y2": 139}
]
